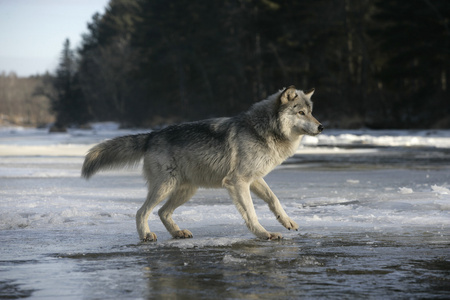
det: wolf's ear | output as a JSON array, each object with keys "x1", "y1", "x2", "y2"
[
  {"x1": 279, "y1": 85, "x2": 298, "y2": 104},
  {"x1": 302, "y1": 88, "x2": 315, "y2": 100}
]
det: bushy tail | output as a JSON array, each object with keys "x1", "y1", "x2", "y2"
[{"x1": 81, "y1": 133, "x2": 150, "y2": 179}]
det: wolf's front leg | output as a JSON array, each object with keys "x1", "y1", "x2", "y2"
[
  {"x1": 250, "y1": 178, "x2": 299, "y2": 231},
  {"x1": 224, "y1": 178, "x2": 282, "y2": 240}
]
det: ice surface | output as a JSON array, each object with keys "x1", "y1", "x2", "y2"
[{"x1": 0, "y1": 124, "x2": 449, "y2": 298}]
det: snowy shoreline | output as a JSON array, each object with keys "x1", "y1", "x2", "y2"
[{"x1": 1, "y1": 125, "x2": 450, "y2": 157}]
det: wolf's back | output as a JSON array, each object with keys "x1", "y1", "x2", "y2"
[{"x1": 81, "y1": 133, "x2": 150, "y2": 179}]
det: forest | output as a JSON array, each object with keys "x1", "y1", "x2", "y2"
[
  {"x1": 6, "y1": 0, "x2": 450, "y2": 129},
  {"x1": 0, "y1": 72, "x2": 54, "y2": 127}
]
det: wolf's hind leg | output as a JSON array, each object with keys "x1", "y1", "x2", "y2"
[
  {"x1": 136, "y1": 178, "x2": 176, "y2": 241},
  {"x1": 158, "y1": 185, "x2": 198, "y2": 239},
  {"x1": 250, "y1": 178, "x2": 299, "y2": 231}
]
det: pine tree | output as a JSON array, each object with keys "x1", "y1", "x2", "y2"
[
  {"x1": 78, "y1": 0, "x2": 139, "y2": 125},
  {"x1": 51, "y1": 39, "x2": 89, "y2": 130}
]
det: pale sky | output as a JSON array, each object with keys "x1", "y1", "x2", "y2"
[{"x1": 0, "y1": 0, "x2": 110, "y2": 77}]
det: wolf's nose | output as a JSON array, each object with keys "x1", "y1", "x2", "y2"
[{"x1": 318, "y1": 124, "x2": 324, "y2": 132}]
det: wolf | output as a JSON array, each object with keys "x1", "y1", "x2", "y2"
[{"x1": 82, "y1": 86, "x2": 323, "y2": 241}]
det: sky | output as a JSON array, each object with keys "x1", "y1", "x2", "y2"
[{"x1": 0, "y1": 0, "x2": 110, "y2": 77}]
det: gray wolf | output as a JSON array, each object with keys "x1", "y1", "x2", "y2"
[{"x1": 82, "y1": 86, "x2": 323, "y2": 241}]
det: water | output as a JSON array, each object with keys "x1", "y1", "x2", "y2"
[{"x1": 1, "y1": 126, "x2": 449, "y2": 299}]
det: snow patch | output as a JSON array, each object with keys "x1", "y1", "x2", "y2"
[
  {"x1": 160, "y1": 237, "x2": 246, "y2": 249},
  {"x1": 223, "y1": 254, "x2": 247, "y2": 264},
  {"x1": 398, "y1": 187, "x2": 414, "y2": 194},
  {"x1": 431, "y1": 185, "x2": 450, "y2": 195},
  {"x1": 347, "y1": 179, "x2": 360, "y2": 184}
]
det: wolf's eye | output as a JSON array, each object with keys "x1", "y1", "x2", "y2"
[{"x1": 298, "y1": 111, "x2": 305, "y2": 116}]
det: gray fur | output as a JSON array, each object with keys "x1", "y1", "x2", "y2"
[
  {"x1": 81, "y1": 86, "x2": 323, "y2": 241},
  {"x1": 82, "y1": 134, "x2": 150, "y2": 179}
]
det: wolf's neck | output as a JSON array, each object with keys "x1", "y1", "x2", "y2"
[{"x1": 245, "y1": 100, "x2": 284, "y2": 139}]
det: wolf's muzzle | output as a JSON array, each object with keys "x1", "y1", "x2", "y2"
[{"x1": 318, "y1": 124, "x2": 324, "y2": 133}]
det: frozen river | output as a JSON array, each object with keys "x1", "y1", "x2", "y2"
[{"x1": 1, "y1": 125, "x2": 449, "y2": 299}]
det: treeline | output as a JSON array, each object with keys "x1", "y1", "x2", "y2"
[
  {"x1": 45, "y1": 0, "x2": 449, "y2": 129},
  {"x1": 0, "y1": 73, "x2": 54, "y2": 127}
]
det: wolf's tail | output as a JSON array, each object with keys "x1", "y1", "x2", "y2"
[{"x1": 81, "y1": 133, "x2": 150, "y2": 179}]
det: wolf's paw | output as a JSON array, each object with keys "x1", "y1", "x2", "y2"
[
  {"x1": 278, "y1": 216, "x2": 299, "y2": 231},
  {"x1": 173, "y1": 229, "x2": 193, "y2": 239},
  {"x1": 142, "y1": 232, "x2": 157, "y2": 242},
  {"x1": 268, "y1": 232, "x2": 283, "y2": 240}
]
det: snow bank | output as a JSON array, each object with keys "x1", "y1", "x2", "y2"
[
  {"x1": 0, "y1": 144, "x2": 93, "y2": 157},
  {"x1": 0, "y1": 123, "x2": 149, "y2": 156},
  {"x1": 302, "y1": 129, "x2": 450, "y2": 148}
]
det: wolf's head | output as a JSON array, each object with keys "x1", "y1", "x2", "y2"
[{"x1": 277, "y1": 86, "x2": 323, "y2": 137}]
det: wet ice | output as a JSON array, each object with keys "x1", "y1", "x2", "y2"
[{"x1": 0, "y1": 126, "x2": 449, "y2": 298}]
